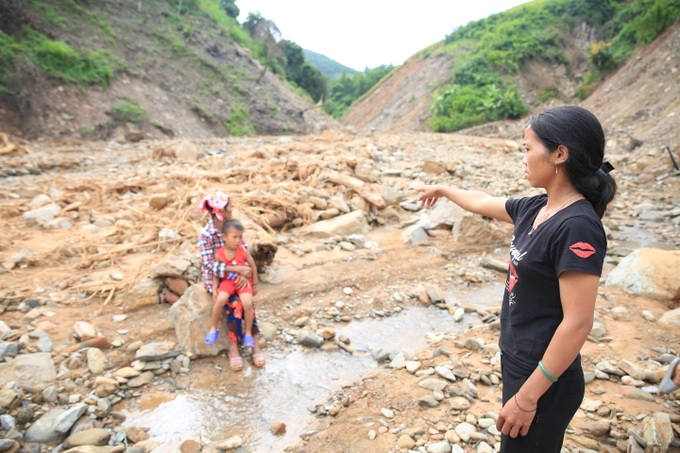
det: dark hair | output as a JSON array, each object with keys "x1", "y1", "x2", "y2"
[
  {"x1": 528, "y1": 105, "x2": 617, "y2": 218},
  {"x1": 221, "y1": 219, "x2": 244, "y2": 234}
]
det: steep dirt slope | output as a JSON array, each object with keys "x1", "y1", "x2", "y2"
[
  {"x1": 343, "y1": 20, "x2": 680, "y2": 153},
  {"x1": 582, "y1": 20, "x2": 680, "y2": 152},
  {"x1": 341, "y1": 22, "x2": 597, "y2": 134},
  {"x1": 0, "y1": 0, "x2": 341, "y2": 140},
  {"x1": 341, "y1": 54, "x2": 453, "y2": 132}
]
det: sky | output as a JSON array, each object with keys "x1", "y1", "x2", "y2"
[{"x1": 236, "y1": 0, "x2": 530, "y2": 71}]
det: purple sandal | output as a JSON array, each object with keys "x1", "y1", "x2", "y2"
[{"x1": 205, "y1": 329, "x2": 220, "y2": 345}]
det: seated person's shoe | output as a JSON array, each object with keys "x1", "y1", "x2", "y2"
[{"x1": 205, "y1": 329, "x2": 220, "y2": 345}]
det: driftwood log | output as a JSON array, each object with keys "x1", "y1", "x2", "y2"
[
  {"x1": 0, "y1": 133, "x2": 30, "y2": 155},
  {"x1": 322, "y1": 171, "x2": 386, "y2": 208}
]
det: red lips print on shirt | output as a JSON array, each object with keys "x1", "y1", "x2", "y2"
[{"x1": 569, "y1": 242, "x2": 596, "y2": 258}]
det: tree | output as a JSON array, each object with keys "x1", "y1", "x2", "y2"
[
  {"x1": 242, "y1": 12, "x2": 284, "y2": 82},
  {"x1": 220, "y1": 0, "x2": 239, "y2": 19}
]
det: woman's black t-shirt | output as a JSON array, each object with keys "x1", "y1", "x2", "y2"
[{"x1": 501, "y1": 194, "x2": 607, "y2": 373}]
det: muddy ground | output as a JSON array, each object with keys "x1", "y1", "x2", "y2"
[{"x1": 0, "y1": 129, "x2": 679, "y2": 452}]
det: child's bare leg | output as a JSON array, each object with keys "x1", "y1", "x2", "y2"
[
  {"x1": 240, "y1": 293, "x2": 254, "y2": 337},
  {"x1": 209, "y1": 292, "x2": 229, "y2": 332}
]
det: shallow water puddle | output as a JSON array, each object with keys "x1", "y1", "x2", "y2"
[{"x1": 121, "y1": 289, "x2": 500, "y2": 452}]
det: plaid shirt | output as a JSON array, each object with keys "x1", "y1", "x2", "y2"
[{"x1": 198, "y1": 218, "x2": 247, "y2": 293}]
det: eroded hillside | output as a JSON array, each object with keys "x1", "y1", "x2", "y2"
[
  {"x1": 0, "y1": 0, "x2": 341, "y2": 140},
  {"x1": 343, "y1": 20, "x2": 680, "y2": 155}
]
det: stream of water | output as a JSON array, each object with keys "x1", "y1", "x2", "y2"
[{"x1": 121, "y1": 283, "x2": 505, "y2": 452}]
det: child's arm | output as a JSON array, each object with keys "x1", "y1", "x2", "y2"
[
  {"x1": 211, "y1": 275, "x2": 220, "y2": 300},
  {"x1": 215, "y1": 250, "x2": 245, "y2": 279},
  {"x1": 245, "y1": 250, "x2": 258, "y2": 286}
]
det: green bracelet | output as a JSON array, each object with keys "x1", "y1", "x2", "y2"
[{"x1": 538, "y1": 360, "x2": 558, "y2": 383}]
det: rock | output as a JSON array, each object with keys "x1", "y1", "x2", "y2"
[
  {"x1": 0, "y1": 352, "x2": 56, "y2": 388},
  {"x1": 23, "y1": 203, "x2": 62, "y2": 226},
  {"x1": 124, "y1": 425, "x2": 150, "y2": 443},
  {"x1": 380, "y1": 408, "x2": 395, "y2": 418},
  {"x1": 73, "y1": 321, "x2": 98, "y2": 341},
  {"x1": 302, "y1": 210, "x2": 369, "y2": 238},
  {"x1": 169, "y1": 285, "x2": 229, "y2": 357},
  {"x1": 659, "y1": 307, "x2": 680, "y2": 326},
  {"x1": 270, "y1": 421, "x2": 286, "y2": 435},
  {"x1": 93, "y1": 376, "x2": 119, "y2": 397},
  {"x1": 149, "y1": 193, "x2": 169, "y2": 210},
  {"x1": 165, "y1": 278, "x2": 189, "y2": 295},
  {"x1": 298, "y1": 331, "x2": 324, "y2": 348},
  {"x1": 397, "y1": 434, "x2": 416, "y2": 449},
  {"x1": 151, "y1": 257, "x2": 192, "y2": 278},
  {"x1": 427, "y1": 441, "x2": 452, "y2": 453},
  {"x1": 643, "y1": 412, "x2": 673, "y2": 452},
  {"x1": 575, "y1": 419, "x2": 611, "y2": 436},
  {"x1": 87, "y1": 348, "x2": 106, "y2": 375},
  {"x1": 453, "y1": 214, "x2": 509, "y2": 245},
  {"x1": 134, "y1": 342, "x2": 179, "y2": 361},
  {"x1": 123, "y1": 277, "x2": 160, "y2": 312},
  {"x1": 605, "y1": 248, "x2": 680, "y2": 302},
  {"x1": 454, "y1": 422, "x2": 476, "y2": 442},
  {"x1": 63, "y1": 428, "x2": 111, "y2": 448}
]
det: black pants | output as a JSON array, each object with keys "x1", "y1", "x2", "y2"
[{"x1": 501, "y1": 355, "x2": 584, "y2": 453}]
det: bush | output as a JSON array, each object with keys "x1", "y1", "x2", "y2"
[
  {"x1": 21, "y1": 28, "x2": 113, "y2": 86},
  {"x1": 107, "y1": 98, "x2": 147, "y2": 124},
  {"x1": 429, "y1": 83, "x2": 528, "y2": 132},
  {"x1": 223, "y1": 105, "x2": 255, "y2": 136},
  {"x1": 588, "y1": 41, "x2": 613, "y2": 69}
]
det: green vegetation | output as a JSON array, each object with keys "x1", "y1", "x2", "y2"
[
  {"x1": 303, "y1": 48, "x2": 357, "y2": 80},
  {"x1": 107, "y1": 97, "x2": 147, "y2": 124},
  {"x1": 428, "y1": 0, "x2": 680, "y2": 132},
  {"x1": 282, "y1": 40, "x2": 327, "y2": 102},
  {"x1": 322, "y1": 65, "x2": 394, "y2": 119},
  {"x1": 223, "y1": 104, "x2": 256, "y2": 136},
  {"x1": 0, "y1": 27, "x2": 113, "y2": 90},
  {"x1": 3, "y1": 0, "x2": 679, "y2": 138}
]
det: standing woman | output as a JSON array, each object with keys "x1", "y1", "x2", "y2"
[
  {"x1": 197, "y1": 190, "x2": 265, "y2": 371},
  {"x1": 418, "y1": 105, "x2": 616, "y2": 452}
]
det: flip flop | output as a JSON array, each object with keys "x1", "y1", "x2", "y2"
[
  {"x1": 205, "y1": 329, "x2": 220, "y2": 345},
  {"x1": 244, "y1": 335, "x2": 255, "y2": 349},
  {"x1": 660, "y1": 357, "x2": 680, "y2": 393},
  {"x1": 252, "y1": 352, "x2": 265, "y2": 368},
  {"x1": 229, "y1": 354, "x2": 243, "y2": 371}
]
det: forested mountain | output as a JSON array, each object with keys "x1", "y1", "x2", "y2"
[{"x1": 302, "y1": 49, "x2": 357, "y2": 80}]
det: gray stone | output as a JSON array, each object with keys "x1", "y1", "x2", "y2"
[
  {"x1": 643, "y1": 412, "x2": 673, "y2": 453},
  {"x1": 298, "y1": 331, "x2": 324, "y2": 348},
  {"x1": 0, "y1": 352, "x2": 56, "y2": 388},
  {"x1": 169, "y1": 285, "x2": 229, "y2": 357}
]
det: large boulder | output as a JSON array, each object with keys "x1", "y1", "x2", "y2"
[
  {"x1": 0, "y1": 352, "x2": 56, "y2": 388},
  {"x1": 302, "y1": 210, "x2": 369, "y2": 238},
  {"x1": 605, "y1": 248, "x2": 680, "y2": 305},
  {"x1": 168, "y1": 284, "x2": 230, "y2": 356}
]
